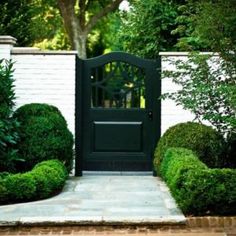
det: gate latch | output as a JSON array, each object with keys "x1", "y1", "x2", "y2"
[{"x1": 148, "y1": 110, "x2": 153, "y2": 120}]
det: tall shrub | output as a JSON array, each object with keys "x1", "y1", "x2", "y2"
[
  {"x1": 0, "y1": 59, "x2": 19, "y2": 172},
  {"x1": 13, "y1": 103, "x2": 74, "y2": 172}
]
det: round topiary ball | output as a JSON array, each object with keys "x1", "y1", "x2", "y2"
[
  {"x1": 154, "y1": 122, "x2": 225, "y2": 172},
  {"x1": 13, "y1": 103, "x2": 65, "y2": 122},
  {"x1": 13, "y1": 103, "x2": 73, "y2": 172}
]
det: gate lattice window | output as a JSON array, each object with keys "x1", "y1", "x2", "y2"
[{"x1": 91, "y1": 61, "x2": 145, "y2": 108}]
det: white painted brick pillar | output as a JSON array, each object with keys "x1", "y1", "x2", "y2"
[{"x1": 0, "y1": 36, "x2": 16, "y2": 60}]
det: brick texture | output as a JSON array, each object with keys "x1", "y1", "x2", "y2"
[
  {"x1": 0, "y1": 217, "x2": 235, "y2": 236},
  {"x1": 12, "y1": 53, "x2": 76, "y2": 134}
]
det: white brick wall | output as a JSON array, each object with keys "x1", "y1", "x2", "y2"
[
  {"x1": 160, "y1": 53, "x2": 195, "y2": 134},
  {"x1": 0, "y1": 45, "x2": 12, "y2": 60},
  {"x1": 12, "y1": 51, "x2": 77, "y2": 134}
]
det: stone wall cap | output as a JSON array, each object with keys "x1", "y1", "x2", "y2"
[
  {"x1": 159, "y1": 51, "x2": 219, "y2": 56},
  {"x1": 12, "y1": 48, "x2": 78, "y2": 55},
  {"x1": 0, "y1": 36, "x2": 17, "y2": 45}
]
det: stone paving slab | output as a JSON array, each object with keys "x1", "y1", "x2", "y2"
[{"x1": 0, "y1": 175, "x2": 185, "y2": 226}]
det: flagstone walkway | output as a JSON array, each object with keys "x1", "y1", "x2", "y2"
[{"x1": 0, "y1": 173, "x2": 185, "y2": 226}]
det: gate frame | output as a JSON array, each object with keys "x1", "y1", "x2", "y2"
[{"x1": 75, "y1": 52, "x2": 161, "y2": 176}]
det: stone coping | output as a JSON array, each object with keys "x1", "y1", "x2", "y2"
[
  {"x1": 11, "y1": 50, "x2": 216, "y2": 56},
  {"x1": 0, "y1": 216, "x2": 186, "y2": 227},
  {"x1": 159, "y1": 52, "x2": 219, "y2": 56},
  {"x1": 0, "y1": 36, "x2": 17, "y2": 45},
  {"x1": 0, "y1": 216, "x2": 235, "y2": 228},
  {"x1": 11, "y1": 47, "x2": 77, "y2": 55}
]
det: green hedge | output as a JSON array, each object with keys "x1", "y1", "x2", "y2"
[
  {"x1": 13, "y1": 103, "x2": 74, "y2": 172},
  {"x1": 159, "y1": 147, "x2": 236, "y2": 215},
  {"x1": 154, "y1": 122, "x2": 225, "y2": 174},
  {"x1": 0, "y1": 159, "x2": 68, "y2": 204}
]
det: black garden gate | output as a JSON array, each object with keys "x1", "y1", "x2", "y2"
[{"x1": 75, "y1": 52, "x2": 161, "y2": 176}]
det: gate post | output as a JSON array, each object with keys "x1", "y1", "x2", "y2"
[
  {"x1": 0, "y1": 35, "x2": 16, "y2": 60},
  {"x1": 153, "y1": 56, "x2": 162, "y2": 176},
  {"x1": 75, "y1": 56, "x2": 83, "y2": 176}
]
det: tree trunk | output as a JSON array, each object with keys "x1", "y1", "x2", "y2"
[
  {"x1": 57, "y1": 0, "x2": 123, "y2": 58},
  {"x1": 74, "y1": 34, "x2": 87, "y2": 59}
]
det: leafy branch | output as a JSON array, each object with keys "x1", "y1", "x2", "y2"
[{"x1": 162, "y1": 52, "x2": 236, "y2": 135}]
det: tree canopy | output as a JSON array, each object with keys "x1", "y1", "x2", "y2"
[
  {"x1": 0, "y1": 0, "x2": 65, "y2": 48},
  {"x1": 57, "y1": 0, "x2": 123, "y2": 58},
  {"x1": 118, "y1": 0, "x2": 180, "y2": 59},
  {"x1": 1, "y1": 0, "x2": 236, "y2": 59},
  {"x1": 194, "y1": 0, "x2": 236, "y2": 62},
  {"x1": 118, "y1": 0, "x2": 236, "y2": 58},
  {"x1": 0, "y1": 0, "x2": 123, "y2": 58}
]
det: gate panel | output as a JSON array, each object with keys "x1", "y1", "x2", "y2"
[
  {"x1": 94, "y1": 121, "x2": 142, "y2": 152},
  {"x1": 75, "y1": 52, "x2": 161, "y2": 175}
]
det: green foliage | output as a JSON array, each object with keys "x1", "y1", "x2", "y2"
[
  {"x1": 0, "y1": 59, "x2": 20, "y2": 172},
  {"x1": 160, "y1": 148, "x2": 236, "y2": 215},
  {"x1": 162, "y1": 0, "x2": 236, "y2": 140},
  {"x1": 166, "y1": 1, "x2": 236, "y2": 136},
  {"x1": 163, "y1": 53, "x2": 236, "y2": 134},
  {"x1": 30, "y1": 0, "x2": 67, "y2": 47},
  {"x1": 154, "y1": 122, "x2": 225, "y2": 174},
  {"x1": 13, "y1": 103, "x2": 74, "y2": 172},
  {"x1": 160, "y1": 148, "x2": 207, "y2": 194},
  {"x1": 0, "y1": 173, "x2": 9, "y2": 202},
  {"x1": 172, "y1": 1, "x2": 208, "y2": 51},
  {"x1": 118, "y1": 0, "x2": 179, "y2": 59},
  {"x1": 0, "y1": 159, "x2": 68, "y2": 204},
  {"x1": 0, "y1": 0, "x2": 123, "y2": 54},
  {"x1": 31, "y1": 159, "x2": 67, "y2": 199},
  {"x1": 33, "y1": 28, "x2": 71, "y2": 50},
  {"x1": 0, "y1": 59, "x2": 15, "y2": 118},
  {"x1": 118, "y1": 0, "x2": 236, "y2": 56},
  {"x1": 14, "y1": 103, "x2": 64, "y2": 120},
  {"x1": 194, "y1": 0, "x2": 236, "y2": 63},
  {"x1": 4, "y1": 173, "x2": 36, "y2": 201},
  {"x1": 87, "y1": 12, "x2": 122, "y2": 57},
  {"x1": 225, "y1": 133, "x2": 236, "y2": 168},
  {"x1": 0, "y1": 0, "x2": 69, "y2": 49},
  {"x1": 0, "y1": 0, "x2": 33, "y2": 46},
  {"x1": 172, "y1": 0, "x2": 236, "y2": 53}
]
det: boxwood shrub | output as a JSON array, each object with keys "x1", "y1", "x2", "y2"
[
  {"x1": 13, "y1": 103, "x2": 74, "y2": 172},
  {"x1": 0, "y1": 159, "x2": 67, "y2": 204},
  {"x1": 154, "y1": 122, "x2": 225, "y2": 174},
  {"x1": 13, "y1": 103, "x2": 64, "y2": 122},
  {"x1": 159, "y1": 147, "x2": 236, "y2": 215}
]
